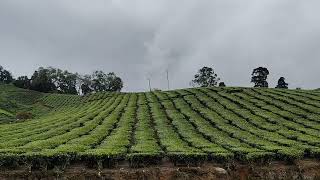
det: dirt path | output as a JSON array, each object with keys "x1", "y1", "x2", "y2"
[{"x1": 1, "y1": 159, "x2": 320, "y2": 179}]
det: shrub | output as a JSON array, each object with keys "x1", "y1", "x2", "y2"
[{"x1": 16, "y1": 112, "x2": 33, "y2": 120}]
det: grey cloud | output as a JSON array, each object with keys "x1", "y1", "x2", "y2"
[{"x1": 0, "y1": 0, "x2": 320, "y2": 91}]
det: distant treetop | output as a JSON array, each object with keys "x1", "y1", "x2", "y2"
[
  {"x1": 191, "y1": 66, "x2": 220, "y2": 87},
  {"x1": 0, "y1": 66, "x2": 13, "y2": 84},
  {"x1": 251, "y1": 67, "x2": 269, "y2": 88},
  {"x1": 2, "y1": 66, "x2": 124, "y2": 95},
  {"x1": 276, "y1": 77, "x2": 288, "y2": 89},
  {"x1": 219, "y1": 82, "x2": 226, "y2": 87}
]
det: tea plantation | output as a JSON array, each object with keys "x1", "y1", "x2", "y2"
[{"x1": 0, "y1": 84, "x2": 320, "y2": 168}]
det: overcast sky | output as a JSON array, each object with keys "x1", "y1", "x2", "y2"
[{"x1": 0, "y1": 0, "x2": 320, "y2": 92}]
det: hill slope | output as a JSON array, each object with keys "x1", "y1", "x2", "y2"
[
  {"x1": 0, "y1": 84, "x2": 81, "y2": 123},
  {"x1": 0, "y1": 84, "x2": 43, "y2": 123},
  {"x1": 0, "y1": 85, "x2": 320, "y2": 168}
]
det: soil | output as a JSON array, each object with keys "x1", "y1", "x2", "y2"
[{"x1": 0, "y1": 159, "x2": 320, "y2": 180}]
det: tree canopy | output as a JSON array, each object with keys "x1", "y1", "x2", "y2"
[
  {"x1": 29, "y1": 67, "x2": 57, "y2": 93},
  {"x1": 13, "y1": 76, "x2": 31, "y2": 89},
  {"x1": 80, "y1": 71, "x2": 123, "y2": 95},
  {"x1": 47, "y1": 68, "x2": 79, "y2": 95},
  {"x1": 6, "y1": 66, "x2": 124, "y2": 95},
  {"x1": 0, "y1": 66, "x2": 13, "y2": 84},
  {"x1": 251, "y1": 67, "x2": 269, "y2": 88},
  {"x1": 191, "y1": 66, "x2": 220, "y2": 87},
  {"x1": 1, "y1": 65, "x2": 297, "y2": 93},
  {"x1": 219, "y1": 82, "x2": 226, "y2": 87},
  {"x1": 276, "y1": 77, "x2": 288, "y2": 89}
]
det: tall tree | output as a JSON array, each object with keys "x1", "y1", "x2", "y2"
[
  {"x1": 48, "y1": 68, "x2": 78, "y2": 94},
  {"x1": 13, "y1": 76, "x2": 31, "y2": 89},
  {"x1": 30, "y1": 67, "x2": 56, "y2": 93},
  {"x1": 27, "y1": 67, "x2": 80, "y2": 94},
  {"x1": 105, "y1": 72, "x2": 123, "y2": 92},
  {"x1": 276, "y1": 77, "x2": 288, "y2": 89},
  {"x1": 80, "y1": 71, "x2": 123, "y2": 95},
  {"x1": 0, "y1": 66, "x2": 13, "y2": 84},
  {"x1": 251, "y1": 67, "x2": 269, "y2": 88},
  {"x1": 219, "y1": 82, "x2": 226, "y2": 87},
  {"x1": 91, "y1": 71, "x2": 108, "y2": 92},
  {"x1": 191, "y1": 66, "x2": 220, "y2": 87},
  {"x1": 7, "y1": 66, "x2": 123, "y2": 95},
  {"x1": 80, "y1": 75, "x2": 93, "y2": 95},
  {"x1": 57, "y1": 71, "x2": 78, "y2": 94}
]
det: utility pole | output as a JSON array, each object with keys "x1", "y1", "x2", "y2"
[
  {"x1": 166, "y1": 69, "x2": 170, "y2": 90},
  {"x1": 148, "y1": 78, "x2": 151, "y2": 92}
]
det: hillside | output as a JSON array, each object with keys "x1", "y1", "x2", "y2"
[
  {"x1": 0, "y1": 85, "x2": 320, "y2": 178},
  {"x1": 0, "y1": 84, "x2": 81, "y2": 124},
  {"x1": 0, "y1": 84, "x2": 43, "y2": 123}
]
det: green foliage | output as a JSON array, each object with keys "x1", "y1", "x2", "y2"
[
  {"x1": 29, "y1": 67, "x2": 57, "y2": 93},
  {"x1": 0, "y1": 109, "x2": 13, "y2": 117},
  {"x1": 13, "y1": 76, "x2": 31, "y2": 89},
  {"x1": 0, "y1": 84, "x2": 319, "y2": 168},
  {"x1": 251, "y1": 67, "x2": 269, "y2": 87},
  {"x1": 0, "y1": 66, "x2": 13, "y2": 84},
  {"x1": 219, "y1": 82, "x2": 226, "y2": 87},
  {"x1": 16, "y1": 112, "x2": 33, "y2": 120},
  {"x1": 8, "y1": 66, "x2": 124, "y2": 95},
  {"x1": 276, "y1": 77, "x2": 288, "y2": 89},
  {"x1": 191, "y1": 66, "x2": 220, "y2": 87},
  {"x1": 80, "y1": 71, "x2": 123, "y2": 95}
]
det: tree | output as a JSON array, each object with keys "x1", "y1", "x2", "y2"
[
  {"x1": 105, "y1": 72, "x2": 123, "y2": 92},
  {"x1": 57, "y1": 71, "x2": 78, "y2": 94},
  {"x1": 91, "y1": 71, "x2": 123, "y2": 92},
  {"x1": 91, "y1": 71, "x2": 108, "y2": 92},
  {"x1": 0, "y1": 66, "x2": 13, "y2": 84},
  {"x1": 80, "y1": 71, "x2": 123, "y2": 95},
  {"x1": 13, "y1": 76, "x2": 31, "y2": 89},
  {"x1": 191, "y1": 66, "x2": 220, "y2": 87},
  {"x1": 49, "y1": 68, "x2": 78, "y2": 95},
  {"x1": 276, "y1": 77, "x2": 288, "y2": 89},
  {"x1": 251, "y1": 67, "x2": 269, "y2": 88},
  {"x1": 5, "y1": 66, "x2": 123, "y2": 95},
  {"x1": 219, "y1": 82, "x2": 226, "y2": 87},
  {"x1": 27, "y1": 67, "x2": 81, "y2": 94},
  {"x1": 30, "y1": 67, "x2": 57, "y2": 93},
  {"x1": 80, "y1": 75, "x2": 94, "y2": 95}
]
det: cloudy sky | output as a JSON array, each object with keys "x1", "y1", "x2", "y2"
[{"x1": 0, "y1": 0, "x2": 320, "y2": 91}]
